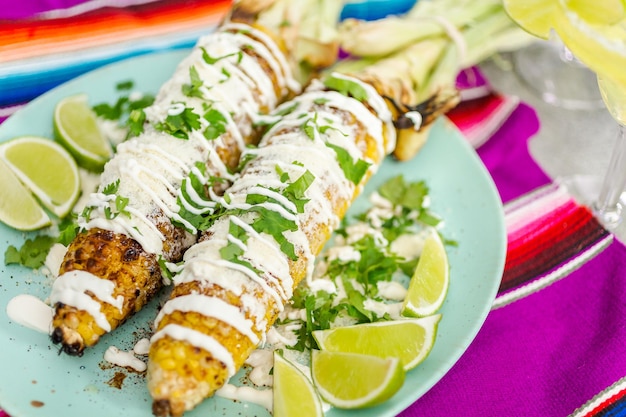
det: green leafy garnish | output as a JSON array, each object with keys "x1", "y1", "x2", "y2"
[
  {"x1": 323, "y1": 75, "x2": 368, "y2": 102},
  {"x1": 116, "y1": 80, "x2": 134, "y2": 91},
  {"x1": 103, "y1": 179, "x2": 120, "y2": 195},
  {"x1": 4, "y1": 235, "x2": 56, "y2": 269},
  {"x1": 326, "y1": 143, "x2": 371, "y2": 185},
  {"x1": 92, "y1": 80, "x2": 154, "y2": 138},
  {"x1": 174, "y1": 163, "x2": 227, "y2": 232},
  {"x1": 127, "y1": 108, "x2": 147, "y2": 137},
  {"x1": 202, "y1": 107, "x2": 228, "y2": 140},
  {"x1": 219, "y1": 220, "x2": 262, "y2": 275},
  {"x1": 57, "y1": 215, "x2": 80, "y2": 246},
  {"x1": 379, "y1": 175, "x2": 427, "y2": 211},
  {"x1": 182, "y1": 65, "x2": 205, "y2": 99},
  {"x1": 200, "y1": 47, "x2": 244, "y2": 65},
  {"x1": 154, "y1": 106, "x2": 201, "y2": 139}
]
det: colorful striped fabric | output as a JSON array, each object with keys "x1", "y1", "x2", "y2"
[{"x1": 0, "y1": 0, "x2": 230, "y2": 105}]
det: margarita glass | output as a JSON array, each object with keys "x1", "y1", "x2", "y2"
[{"x1": 504, "y1": 0, "x2": 626, "y2": 232}]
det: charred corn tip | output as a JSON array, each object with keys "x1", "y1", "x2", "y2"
[{"x1": 51, "y1": 325, "x2": 86, "y2": 356}]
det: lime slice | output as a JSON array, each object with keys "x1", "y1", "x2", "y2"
[
  {"x1": 401, "y1": 231, "x2": 449, "y2": 318},
  {"x1": 273, "y1": 352, "x2": 323, "y2": 417},
  {"x1": 0, "y1": 157, "x2": 50, "y2": 231},
  {"x1": 53, "y1": 94, "x2": 112, "y2": 172},
  {"x1": 312, "y1": 315, "x2": 441, "y2": 371},
  {"x1": 311, "y1": 350, "x2": 405, "y2": 409},
  {"x1": 0, "y1": 136, "x2": 80, "y2": 218}
]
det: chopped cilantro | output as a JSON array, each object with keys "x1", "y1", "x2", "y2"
[
  {"x1": 92, "y1": 80, "x2": 154, "y2": 138},
  {"x1": 326, "y1": 143, "x2": 371, "y2": 185},
  {"x1": 127, "y1": 108, "x2": 147, "y2": 137},
  {"x1": 103, "y1": 179, "x2": 120, "y2": 195},
  {"x1": 379, "y1": 175, "x2": 427, "y2": 211},
  {"x1": 219, "y1": 220, "x2": 262, "y2": 275},
  {"x1": 154, "y1": 106, "x2": 201, "y2": 139},
  {"x1": 182, "y1": 65, "x2": 205, "y2": 99},
  {"x1": 4, "y1": 235, "x2": 56, "y2": 269},
  {"x1": 202, "y1": 107, "x2": 228, "y2": 140},
  {"x1": 175, "y1": 166, "x2": 227, "y2": 233},
  {"x1": 116, "y1": 80, "x2": 134, "y2": 91},
  {"x1": 57, "y1": 215, "x2": 80, "y2": 246},
  {"x1": 323, "y1": 75, "x2": 368, "y2": 102},
  {"x1": 200, "y1": 47, "x2": 243, "y2": 65}
]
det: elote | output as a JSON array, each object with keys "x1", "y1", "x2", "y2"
[
  {"x1": 50, "y1": 21, "x2": 301, "y2": 356},
  {"x1": 147, "y1": 71, "x2": 398, "y2": 416}
]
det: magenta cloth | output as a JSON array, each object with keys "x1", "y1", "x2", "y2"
[
  {"x1": 400, "y1": 239, "x2": 626, "y2": 417},
  {"x1": 476, "y1": 102, "x2": 548, "y2": 203}
]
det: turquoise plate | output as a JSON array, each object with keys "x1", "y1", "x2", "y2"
[{"x1": 0, "y1": 50, "x2": 506, "y2": 417}]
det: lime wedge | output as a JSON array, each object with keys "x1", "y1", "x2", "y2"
[
  {"x1": 312, "y1": 315, "x2": 441, "y2": 371},
  {"x1": 0, "y1": 136, "x2": 80, "y2": 219},
  {"x1": 311, "y1": 350, "x2": 405, "y2": 409},
  {"x1": 273, "y1": 352, "x2": 323, "y2": 417},
  {"x1": 53, "y1": 94, "x2": 112, "y2": 172},
  {"x1": 0, "y1": 157, "x2": 50, "y2": 231},
  {"x1": 401, "y1": 231, "x2": 449, "y2": 318}
]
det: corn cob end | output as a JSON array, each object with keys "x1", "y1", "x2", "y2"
[{"x1": 50, "y1": 321, "x2": 86, "y2": 356}]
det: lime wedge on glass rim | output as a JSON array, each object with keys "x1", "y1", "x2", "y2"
[
  {"x1": 53, "y1": 93, "x2": 112, "y2": 172},
  {"x1": 311, "y1": 350, "x2": 405, "y2": 409},
  {"x1": 401, "y1": 231, "x2": 449, "y2": 318},
  {"x1": 503, "y1": 0, "x2": 625, "y2": 39},
  {"x1": 312, "y1": 315, "x2": 441, "y2": 371},
  {"x1": 503, "y1": 0, "x2": 626, "y2": 86},
  {"x1": 0, "y1": 136, "x2": 80, "y2": 221},
  {"x1": 273, "y1": 352, "x2": 323, "y2": 417}
]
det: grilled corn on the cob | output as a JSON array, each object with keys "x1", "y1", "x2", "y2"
[
  {"x1": 50, "y1": 21, "x2": 300, "y2": 356},
  {"x1": 147, "y1": 72, "x2": 396, "y2": 417}
]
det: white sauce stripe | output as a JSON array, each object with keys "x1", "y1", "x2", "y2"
[
  {"x1": 154, "y1": 294, "x2": 260, "y2": 345},
  {"x1": 151, "y1": 324, "x2": 236, "y2": 377}
]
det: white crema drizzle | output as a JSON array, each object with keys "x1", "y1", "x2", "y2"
[
  {"x1": 153, "y1": 75, "x2": 395, "y2": 377},
  {"x1": 58, "y1": 23, "x2": 300, "y2": 329}
]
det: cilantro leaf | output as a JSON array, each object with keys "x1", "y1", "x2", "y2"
[
  {"x1": 116, "y1": 80, "x2": 134, "y2": 90},
  {"x1": 326, "y1": 143, "x2": 371, "y2": 185},
  {"x1": 247, "y1": 206, "x2": 299, "y2": 261},
  {"x1": 57, "y1": 215, "x2": 80, "y2": 246},
  {"x1": 154, "y1": 106, "x2": 201, "y2": 139},
  {"x1": 203, "y1": 107, "x2": 227, "y2": 140},
  {"x1": 323, "y1": 75, "x2": 368, "y2": 102},
  {"x1": 182, "y1": 65, "x2": 205, "y2": 99},
  {"x1": 103, "y1": 179, "x2": 120, "y2": 195},
  {"x1": 283, "y1": 170, "x2": 314, "y2": 213},
  {"x1": 219, "y1": 220, "x2": 262, "y2": 275},
  {"x1": 126, "y1": 108, "x2": 147, "y2": 137},
  {"x1": 4, "y1": 235, "x2": 56, "y2": 269},
  {"x1": 200, "y1": 47, "x2": 243, "y2": 65}
]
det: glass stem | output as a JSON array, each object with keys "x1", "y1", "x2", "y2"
[{"x1": 594, "y1": 123, "x2": 626, "y2": 226}]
